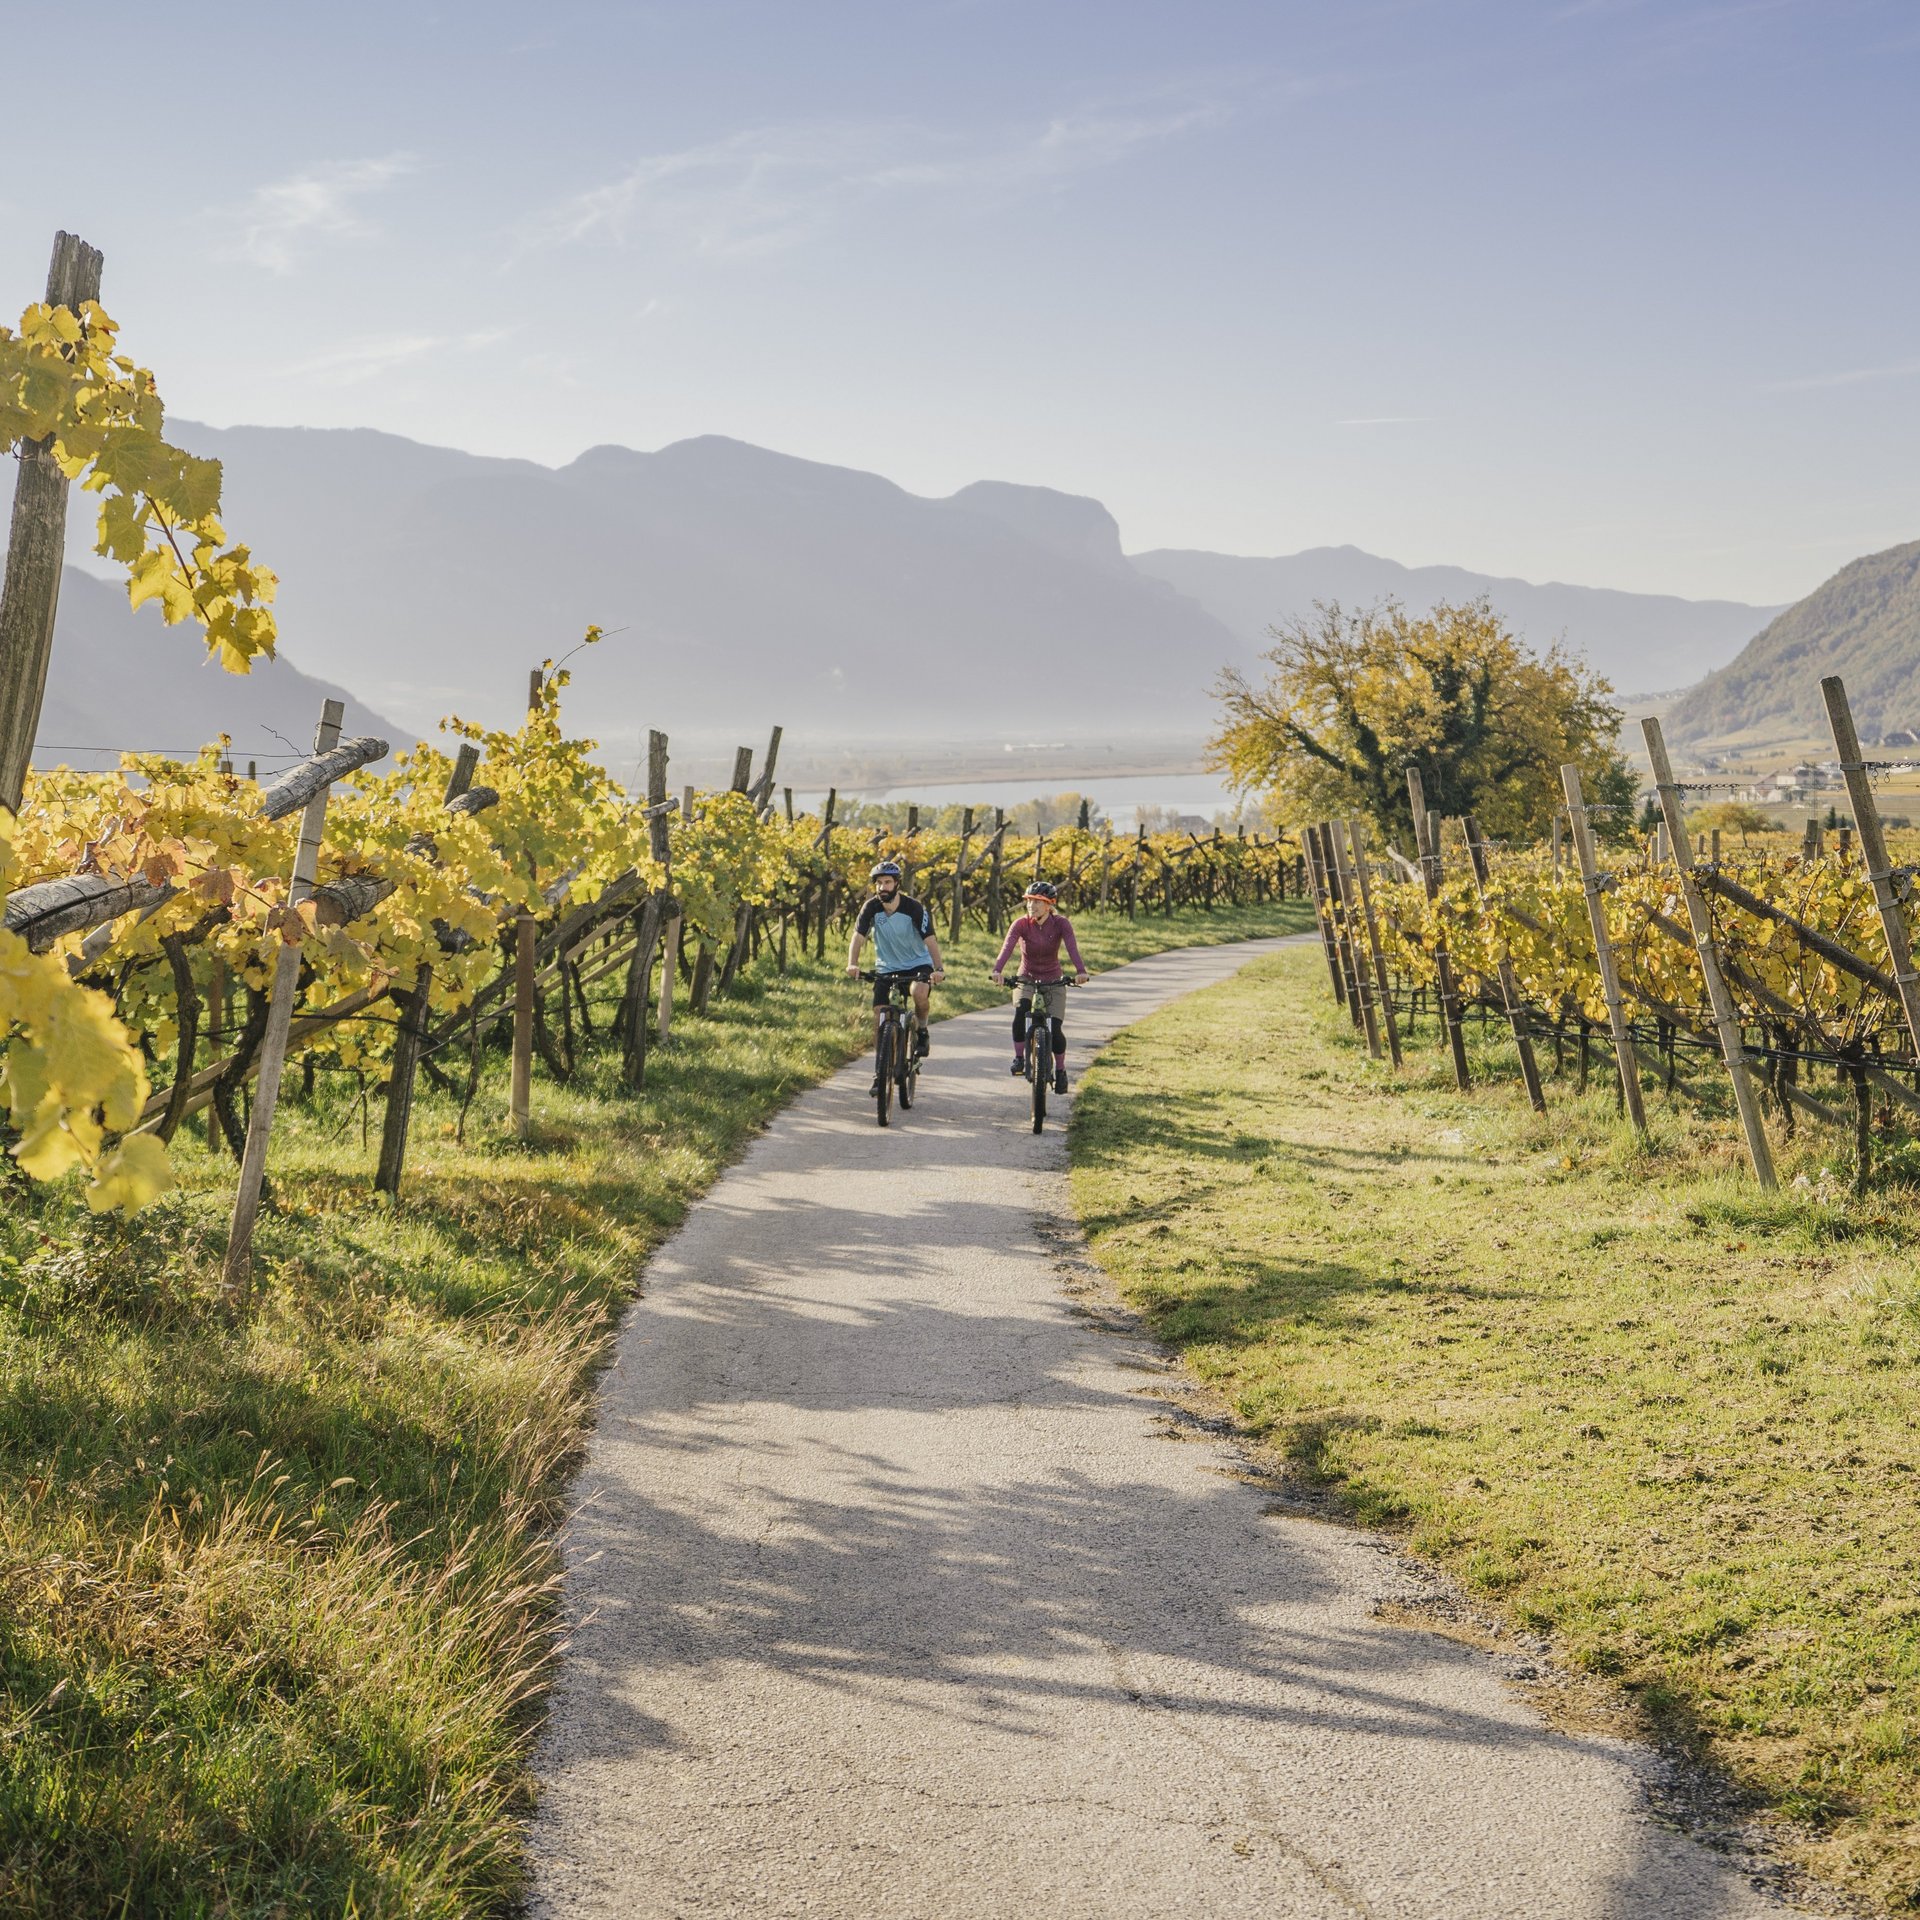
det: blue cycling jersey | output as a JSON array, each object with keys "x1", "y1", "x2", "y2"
[{"x1": 856, "y1": 893, "x2": 934, "y2": 972}]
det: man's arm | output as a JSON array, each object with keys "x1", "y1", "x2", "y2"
[
  {"x1": 847, "y1": 897, "x2": 875, "y2": 976},
  {"x1": 924, "y1": 932, "x2": 945, "y2": 980}
]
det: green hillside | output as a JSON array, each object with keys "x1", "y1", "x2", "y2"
[{"x1": 1669, "y1": 538, "x2": 1920, "y2": 744}]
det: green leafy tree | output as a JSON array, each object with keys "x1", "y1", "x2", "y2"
[
  {"x1": 1686, "y1": 800, "x2": 1776, "y2": 844},
  {"x1": 1209, "y1": 599, "x2": 1634, "y2": 848}
]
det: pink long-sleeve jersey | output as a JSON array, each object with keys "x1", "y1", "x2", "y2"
[{"x1": 994, "y1": 913, "x2": 1084, "y2": 983}]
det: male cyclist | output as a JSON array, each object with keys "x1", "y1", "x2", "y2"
[
  {"x1": 991, "y1": 881, "x2": 1088, "y2": 1093},
  {"x1": 846, "y1": 861, "x2": 946, "y2": 1094}
]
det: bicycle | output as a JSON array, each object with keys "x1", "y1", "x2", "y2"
[
  {"x1": 1002, "y1": 972, "x2": 1075, "y2": 1134},
  {"x1": 860, "y1": 969, "x2": 925, "y2": 1127}
]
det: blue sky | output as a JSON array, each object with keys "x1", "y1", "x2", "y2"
[{"x1": 3, "y1": 0, "x2": 1916, "y2": 604}]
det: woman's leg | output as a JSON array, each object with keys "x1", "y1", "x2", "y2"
[{"x1": 1046, "y1": 983, "x2": 1069, "y2": 1087}]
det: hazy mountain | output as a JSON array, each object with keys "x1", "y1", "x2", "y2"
[
  {"x1": 1130, "y1": 546, "x2": 1782, "y2": 698},
  {"x1": 1666, "y1": 539, "x2": 1920, "y2": 746},
  {"x1": 37, "y1": 420, "x2": 1794, "y2": 774},
  {"x1": 145, "y1": 424, "x2": 1255, "y2": 759},
  {"x1": 32, "y1": 566, "x2": 400, "y2": 776}
]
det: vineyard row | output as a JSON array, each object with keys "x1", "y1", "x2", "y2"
[
  {"x1": 1306, "y1": 675, "x2": 1920, "y2": 1193},
  {"x1": 0, "y1": 667, "x2": 1305, "y2": 1286}
]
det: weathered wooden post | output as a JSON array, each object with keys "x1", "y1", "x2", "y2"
[
  {"x1": 374, "y1": 741, "x2": 479, "y2": 1194},
  {"x1": 659, "y1": 768, "x2": 690, "y2": 1037},
  {"x1": 1407, "y1": 770, "x2": 1471, "y2": 1091},
  {"x1": 1822, "y1": 675, "x2": 1920, "y2": 1073},
  {"x1": 1325, "y1": 823, "x2": 1381, "y2": 1052},
  {"x1": 1099, "y1": 823, "x2": 1114, "y2": 909},
  {"x1": 1642, "y1": 719, "x2": 1773, "y2": 1184},
  {"x1": 1345, "y1": 819, "x2": 1403, "y2": 1068},
  {"x1": 1299, "y1": 822, "x2": 1345, "y2": 1001},
  {"x1": 1461, "y1": 814, "x2": 1546, "y2": 1111},
  {"x1": 1560, "y1": 763, "x2": 1648, "y2": 1135},
  {"x1": 987, "y1": 808, "x2": 1007, "y2": 934},
  {"x1": 751, "y1": 724, "x2": 783, "y2": 818},
  {"x1": 0, "y1": 233, "x2": 105, "y2": 811},
  {"x1": 509, "y1": 673, "x2": 544, "y2": 1141},
  {"x1": 222, "y1": 702, "x2": 386, "y2": 1301},
  {"x1": 951, "y1": 806, "x2": 973, "y2": 941},
  {"x1": 714, "y1": 744, "x2": 756, "y2": 998}
]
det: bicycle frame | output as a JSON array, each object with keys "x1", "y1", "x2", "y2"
[
  {"x1": 1013, "y1": 972, "x2": 1073, "y2": 1134},
  {"x1": 862, "y1": 971, "x2": 922, "y2": 1126}
]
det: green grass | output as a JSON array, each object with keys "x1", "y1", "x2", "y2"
[
  {"x1": 1070, "y1": 945, "x2": 1920, "y2": 1913},
  {"x1": 0, "y1": 899, "x2": 1307, "y2": 1918}
]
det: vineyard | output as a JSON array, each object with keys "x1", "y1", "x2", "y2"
[
  {"x1": 1302, "y1": 691, "x2": 1920, "y2": 1191},
  {"x1": 2, "y1": 666, "x2": 1303, "y2": 1244}
]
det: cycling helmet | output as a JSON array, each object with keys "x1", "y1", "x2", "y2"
[
  {"x1": 1024, "y1": 880, "x2": 1059, "y2": 901},
  {"x1": 870, "y1": 860, "x2": 903, "y2": 881}
]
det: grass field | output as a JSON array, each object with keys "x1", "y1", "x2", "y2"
[
  {"x1": 0, "y1": 900, "x2": 1308, "y2": 1918},
  {"x1": 1070, "y1": 944, "x2": 1920, "y2": 1913}
]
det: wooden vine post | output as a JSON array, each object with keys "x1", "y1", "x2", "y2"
[
  {"x1": 1461, "y1": 815, "x2": 1545, "y2": 1111},
  {"x1": 0, "y1": 232, "x2": 105, "y2": 812},
  {"x1": 660, "y1": 772, "x2": 692, "y2": 1037},
  {"x1": 1559, "y1": 763, "x2": 1648, "y2": 1135},
  {"x1": 1326, "y1": 822, "x2": 1382, "y2": 1055},
  {"x1": 1641, "y1": 719, "x2": 1774, "y2": 1185},
  {"x1": 222, "y1": 701, "x2": 387, "y2": 1302},
  {"x1": 374, "y1": 741, "x2": 480, "y2": 1195},
  {"x1": 1406, "y1": 770, "x2": 1471, "y2": 1091},
  {"x1": 1300, "y1": 823, "x2": 1345, "y2": 1001},
  {"x1": 1344, "y1": 819, "x2": 1402, "y2": 1067},
  {"x1": 510, "y1": 670, "x2": 543, "y2": 1140},
  {"x1": 619, "y1": 730, "x2": 676, "y2": 1089},
  {"x1": 988, "y1": 809, "x2": 1007, "y2": 934},
  {"x1": 950, "y1": 806, "x2": 973, "y2": 941},
  {"x1": 1822, "y1": 675, "x2": 1920, "y2": 1066}
]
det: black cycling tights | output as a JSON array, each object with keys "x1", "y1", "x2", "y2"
[{"x1": 1013, "y1": 1004, "x2": 1066, "y2": 1053}]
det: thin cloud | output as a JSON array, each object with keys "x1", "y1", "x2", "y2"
[
  {"x1": 1336, "y1": 415, "x2": 1433, "y2": 426},
  {"x1": 219, "y1": 154, "x2": 417, "y2": 272},
  {"x1": 1768, "y1": 357, "x2": 1920, "y2": 392},
  {"x1": 524, "y1": 104, "x2": 1227, "y2": 260},
  {"x1": 279, "y1": 326, "x2": 511, "y2": 386}
]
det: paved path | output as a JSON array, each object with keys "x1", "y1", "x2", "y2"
[{"x1": 530, "y1": 939, "x2": 1805, "y2": 1919}]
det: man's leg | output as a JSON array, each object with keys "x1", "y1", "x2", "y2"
[
  {"x1": 869, "y1": 981, "x2": 888, "y2": 1092},
  {"x1": 911, "y1": 976, "x2": 932, "y2": 1056}
]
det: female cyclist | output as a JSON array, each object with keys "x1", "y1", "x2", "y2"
[{"x1": 991, "y1": 881, "x2": 1088, "y2": 1093}]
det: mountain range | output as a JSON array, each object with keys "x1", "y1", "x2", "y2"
[
  {"x1": 1666, "y1": 539, "x2": 1920, "y2": 747},
  {"x1": 35, "y1": 566, "x2": 399, "y2": 776},
  {"x1": 1132, "y1": 548, "x2": 1780, "y2": 700},
  {"x1": 29, "y1": 423, "x2": 1790, "y2": 771}
]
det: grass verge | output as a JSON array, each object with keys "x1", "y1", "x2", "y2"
[
  {"x1": 1070, "y1": 944, "x2": 1920, "y2": 1913},
  {"x1": 0, "y1": 900, "x2": 1307, "y2": 1917}
]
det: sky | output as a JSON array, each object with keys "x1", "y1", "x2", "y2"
[{"x1": 3, "y1": 0, "x2": 1917, "y2": 607}]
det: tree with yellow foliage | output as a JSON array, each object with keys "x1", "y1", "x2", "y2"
[{"x1": 1209, "y1": 599, "x2": 1634, "y2": 848}]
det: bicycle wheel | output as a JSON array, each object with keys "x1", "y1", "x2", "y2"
[
  {"x1": 1031, "y1": 1028, "x2": 1050, "y2": 1133},
  {"x1": 899, "y1": 1034, "x2": 916, "y2": 1109},
  {"x1": 875, "y1": 1022, "x2": 894, "y2": 1127}
]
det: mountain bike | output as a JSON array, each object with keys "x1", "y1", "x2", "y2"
[
  {"x1": 860, "y1": 969, "x2": 925, "y2": 1127},
  {"x1": 1005, "y1": 973, "x2": 1075, "y2": 1135}
]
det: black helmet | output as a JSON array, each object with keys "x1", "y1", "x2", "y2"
[
  {"x1": 870, "y1": 860, "x2": 903, "y2": 881},
  {"x1": 1024, "y1": 880, "x2": 1059, "y2": 901}
]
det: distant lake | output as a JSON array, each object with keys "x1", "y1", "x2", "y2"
[{"x1": 790, "y1": 772, "x2": 1244, "y2": 829}]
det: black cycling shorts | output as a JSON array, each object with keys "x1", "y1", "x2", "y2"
[{"x1": 872, "y1": 965, "x2": 934, "y2": 1007}]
